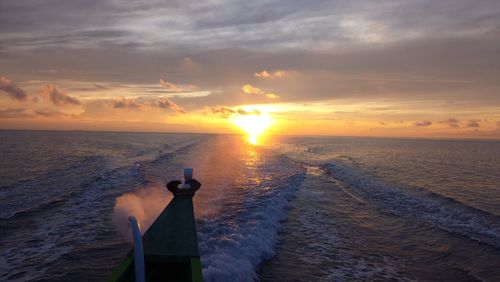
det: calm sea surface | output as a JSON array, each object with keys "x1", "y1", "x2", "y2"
[{"x1": 0, "y1": 130, "x2": 499, "y2": 281}]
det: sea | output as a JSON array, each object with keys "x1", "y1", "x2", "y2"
[{"x1": 0, "y1": 130, "x2": 499, "y2": 281}]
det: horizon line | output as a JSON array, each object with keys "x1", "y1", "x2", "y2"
[{"x1": 1, "y1": 128, "x2": 499, "y2": 142}]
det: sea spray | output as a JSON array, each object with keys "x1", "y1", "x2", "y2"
[{"x1": 112, "y1": 184, "x2": 172, "y2": 242}]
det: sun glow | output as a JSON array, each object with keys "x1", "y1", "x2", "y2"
[{"x1": 231, "y1": 113, "x2": 274, "y2": 145}]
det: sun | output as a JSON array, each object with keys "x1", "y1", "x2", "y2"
[{"x1": 231, "y1": 112, "x2": 274, "y2": 145}]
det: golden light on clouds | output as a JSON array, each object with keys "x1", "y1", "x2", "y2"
[
  {"x1": 159, "y1": 79, "x2": 182, "y2": 92},
  {"x1": 265, "y1": 93, "x2": 279, "y2": 99},
  {"x1": 241, "y1": 84, "x2": 263, "y2": 95},
  {"x1": 241, "y1": 84, "x2": 279, "y2": 99},
  {"x1": 254, "y1": 70, "x2": 288, "y2": 78}
]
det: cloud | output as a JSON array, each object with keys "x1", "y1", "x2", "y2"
[
  {"x1": 0, "y1": 76, "x2": 28, "y2": 101},
  {"x1": 0, "y1": 108, "x2": 73, "y2": 119},
  {"x1": 440, "y1": 118, "x2": 460, "y2": 128},
  {"x1": 0, "y1": 108, "x2": 32, "y2": 118},
  {"x1": 160, "y1": 79, "x2": 198, "y2": 94},
  {"x1": 265, "y1": 93, "x2": 279, "y2": 99},
  {"x1": 160, "y1": 79, "x2": 182, "y2": 92},
  {"x1": 111, "y1": 98, "x2": 143, "y2": 109},
  {"x1": 210, "y1": 105, "x2": 261, "y2": 118},
  {"x1": 41, "y1": 84, "x2": 81, "y2": 106},
  {"x1": 3, "y1": 0, "x2": 498, "y2": 53},
  {"x1": 110, "y1": 97, "x2": 185, "y2": 113},
  {"x1": 415, "y1": 120, "x2": 432, "y2": 127},
  {"x1": 156, "y1": 97, "x2": 185, "y2": 113},
  {"x1": 254, "y1": 70, "x2": 288, "y2": 78},
  {"x1": 466, "y1": 119, "x2": 480, "y2": 128},
  {"x1": 210, "y1": 106, "x2": 236, "y2": 118},
  {"x1": 3, "y1": 34, "x2": 499, "y2": 109},
  {"x1": 242, "y1": 84, "x2": 264, "y2": 95},
  {"x1": 273, "y1": 70, "x2": 287, "y2": 78},
  {"x1": 1, "y1": 0, "x2": 499, "y2": 135},
  {"x1": 93, "y1": 83, "x2": 108, "y2": 90},
  {"x1": 237, "y1": 108, "x2": 260, "y2": 115},
  {"x1": 34, "y1": 109, "x2": 75, "y2": 118},
  {"x1": 254, "y1": 70, "x2": 273, "y2": 78},
  {"x1": 241, "y1": 84, "x2": 279, "y2": 99}
]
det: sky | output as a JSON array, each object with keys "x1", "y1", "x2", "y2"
[{"x1": 1, "y1": 0, "x2": 499, "y2": 139}]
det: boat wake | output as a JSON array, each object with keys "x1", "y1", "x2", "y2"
[
  {"x1": 321, "y1": 161, "x2": 500, "y2": 249},
  {"x1": 198, "y1": 172, "x2": 305, "y2": 282}
]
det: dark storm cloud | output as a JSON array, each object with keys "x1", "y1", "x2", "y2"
[{"x1": 0, "y1": 76, "x2": 28, "y2": 101}]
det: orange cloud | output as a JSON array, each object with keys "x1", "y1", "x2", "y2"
[
  {"x1": 242, "y1": 84, "x2": 265, "y2": 95},
  {"x1": 466, "y1": 119, "x2": 480, "y2": 128},
  {"x1": 109, "y1": 97, "x2": 185, "y2": 113},
  {"x1": 0, "y1": 107, "x2": 75, "y2": 119},
  {"x1": 439, "y1": 118, "x2": 460, "y2": 128},
  {"x1": 254, "y1": 70, "x2": 288, "y2": 78},
  {"x1": 241, "y1": 84, "x2": 279, "y2": 99},
  {"x1": 156, "y1": 97, "x2": 185, "y2": 113},
  {"x1": 210, "y1": 106, "x2": 260, "y2": 118},
  {"x1": 160, "y1": 79, "x2": 182, "y2": 92},
  {"x1": 265, "y1": 93, "x2": 279, "y2": 99},
  {"x1": 111, "y1": 98, "x2": 143, "y2": 109},
  {"x1": 160, "y1": 79, "x2": 197, "y2": 93},
  {"x1": 414, "y1": 120, "x2": 432, "y2": 127},
  {"x1": 0, "y1": 76, "x2": 28, "y2": 101},
  {"x1": 254, "y1": 70, "x2": 272, "y2": 78},
  {"x1": 210, "y1": 106, "x2": 236, "y2": 118},
  {"x1": 0, "y1": 108, "x2": 31, "y2": 118},
  {"x1": 41, "y1": 84, "x2": 81, "y2": 106},
  {"x1": 34, "y1": 109, "x2": 76, "y2": 118},
  {"x1": 237, "y1": 108, "x2": 260, "y2": 115},
  {"x1": 273, "y1": 70, "x2": 288, "y2": 78}
]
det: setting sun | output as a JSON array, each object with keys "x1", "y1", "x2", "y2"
[{"x1": 231, "y1": 112, "x2": 274, "y2": 144}]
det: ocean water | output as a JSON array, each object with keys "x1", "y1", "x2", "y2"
[{"x1": 0, "y1": 131, "x2": 499, "y2": 281}]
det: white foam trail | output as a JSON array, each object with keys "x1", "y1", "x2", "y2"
[{"x1": 198, "y1": 173, "x2": 306, "y2": 282}]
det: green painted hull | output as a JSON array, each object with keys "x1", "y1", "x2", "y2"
[{"x1": 108, "y1": 195, "x2": 202, "y2": 282}]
